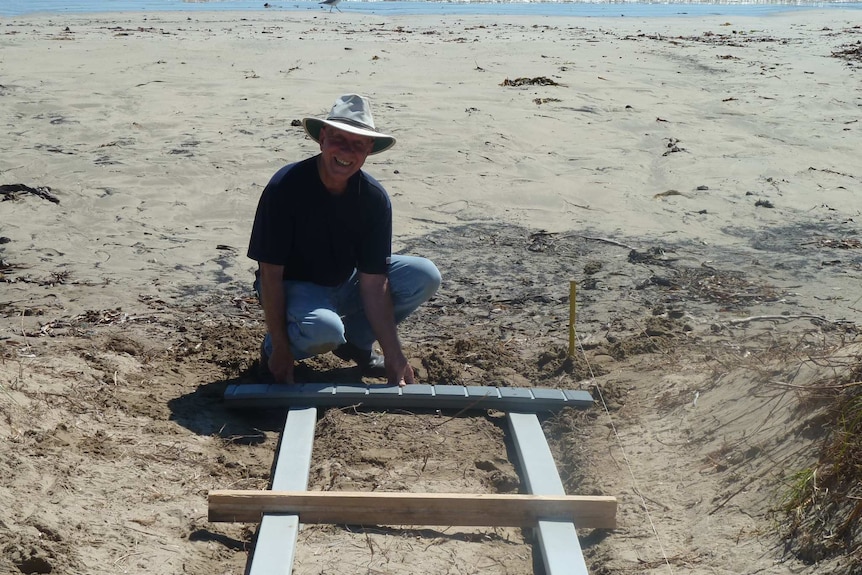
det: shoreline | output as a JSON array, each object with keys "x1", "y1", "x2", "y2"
[{"x1": 4, "y1": 0, "x2": 862, "y2": 19}]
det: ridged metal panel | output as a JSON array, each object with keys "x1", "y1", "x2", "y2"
[{"x1": 224, "y1": 383, "x2": 593, "y2": 412}]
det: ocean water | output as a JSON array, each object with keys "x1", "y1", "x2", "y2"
[{"x1": 2, "y1": 0, "x2": 861, "y2": 17}]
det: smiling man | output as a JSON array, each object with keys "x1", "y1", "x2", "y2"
[{"x1": 247, "y1": 94, "x2": 440, "y2": 386}]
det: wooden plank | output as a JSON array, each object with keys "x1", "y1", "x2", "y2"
[
  {"x1": 209, "y1": 490, "x2": 617, "y2": 528},
  {"x1": 247, "y1": 407, "x2": 317, "y2": 575},
  {"x1": 508, "y1": 411, "x2": 591, "y2": 575},
  {"x1": 224, "y1": 383, "x2": 594, "y2": 412}
]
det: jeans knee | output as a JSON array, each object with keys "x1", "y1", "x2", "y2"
[
  {"x1": 292, "y1": 309, "x2": 345, "y2": 355},
  {"x1": 418, "y1": 260, "x2": 442, "y2": 301}
]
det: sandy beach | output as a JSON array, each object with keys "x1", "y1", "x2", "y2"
[{"x1": 1, "y1": 8, "x2": 861, "y2": 575}]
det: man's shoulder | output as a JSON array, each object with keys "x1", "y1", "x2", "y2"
[
  {"x1": 269, "y1": 157, "x2": 316, "y2": 187},
  {"x1": 359, "y1": 170, "x2": 385, "y2": 191},
  {"x1": 358, "y1": 170, "x2": 390, "y2": 202}
]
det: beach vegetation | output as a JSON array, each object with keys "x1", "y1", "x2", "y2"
[{"x1": 781, "y1": 354, "x2": 862, "y2": 569}]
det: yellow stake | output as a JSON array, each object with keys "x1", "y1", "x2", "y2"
[{"x1": 568, "y1": 280, "x2": 577, "y2": 356}]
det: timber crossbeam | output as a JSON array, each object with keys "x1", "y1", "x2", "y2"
[{"x1": 208, "y1": 490, "x2": 617, "y2": 528}]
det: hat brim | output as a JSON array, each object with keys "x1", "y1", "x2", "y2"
[{"x1": 303, "y1": 118, "x2": 396, "y2": 155}]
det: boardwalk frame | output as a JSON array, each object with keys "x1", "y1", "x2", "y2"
[{"x1": 221, "y1": 384, "x2": 605, "y2": 575}]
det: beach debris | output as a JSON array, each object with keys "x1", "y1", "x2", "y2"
[
  {"x1": 0, "y1": 258, "x2": 16, "y2": 273},
  {"x1": 662, "y1": 138, "x2": 685, "y2": 155},
  {"x1": 578, "y1": 235, "x2": 637, "y2": 251},
  {"x1": 811, "y1": 238, "x2": 862, "y2": 249},
  {"x1": 500, "y1": 76, "x2": 560, "y2": 87},
  {"x1": 1, "y1": 183, "x2": 59, "y2": 204},
  {"x1": 527, "y1": 230, "x2": 556, "y2": 252},
  {"x1": 684, "y1": 266, "x2": 779, "y2": 308},
  {"x1": 625, "y1": 31, "x2": 780, "y2": 48},
  {"x1": 653, "y1": 189, "x2": 687, "y2": 199},
  {"x1": 831, "y1": 40, "x2": 862, "y2": 63},
  {"x1": 725, "y1": 313, "x2": 829, "y2": 326},
  {"x1": 537, "y1": 345, "x2": 599, "y2": 378},
  {"x1": 628, "y1": 247, "x2": 672, "y2": 265},
  {"x1": 580, "y1": 277, "x2": 599, "y2": 290},
  {"x1": 109, "y1": 26, "x2": 164, "y2": 36},
  {"x1": 533, "y1": 97, "x2": 561, "y2": 105},
  {"x1": 22, "y1": 308, "x2": 152, "y2": 338},
  {"x1": 808, "y1": 166, "x2": 856, "y2": 179},
  {"x1": 605, "y1": 316, "x2": 691, "y2": 360}
]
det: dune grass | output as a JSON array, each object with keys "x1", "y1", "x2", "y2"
[{"x1": 782, "y1": 356, "x2": 862, "y2": 568}]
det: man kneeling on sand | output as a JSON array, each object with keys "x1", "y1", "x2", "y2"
[{"x1": 247, "y1": 93, "x2": 440, "y2": 387}]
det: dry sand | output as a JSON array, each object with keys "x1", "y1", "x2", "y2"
[{"x1": 1, "y1": 8, "x2": 861, "y2": 575}]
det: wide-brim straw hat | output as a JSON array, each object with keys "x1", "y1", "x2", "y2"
[{"x1": 302, "y1": 94, "x2": 396, "y2": 155}]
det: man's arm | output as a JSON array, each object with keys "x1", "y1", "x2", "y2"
[
  {"x1": 259, "y1": 262, "x2": 295, "y2": 383},
  {"x1": 358, "y1": 272, "x2": 414, "y2": 387}
]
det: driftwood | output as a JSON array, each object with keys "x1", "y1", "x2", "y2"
[{"x1": 1, "y1": 183, "x2": 60, "y2": 204}]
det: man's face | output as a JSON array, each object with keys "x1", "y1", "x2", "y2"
[{"x1": 318, "y1": 125, "x2": 375, "y2": 184}]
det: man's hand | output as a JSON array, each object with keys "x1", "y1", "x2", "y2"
[
  {"x1": 385, "y1": 352, "x2": 415, "y2": 387},
  {"x1": 357, "y1": 272, "x2": 415, "y2": 386},
  {"x1": 258, "y1": 262, "x2": 294, "y2": 383},
  {"x1": 268, "y1": 345, "x2": 295, "y2": 384}
]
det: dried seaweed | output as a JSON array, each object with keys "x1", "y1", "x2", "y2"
[
  {"x1": 832, "y1": 41, "x2": 862, "y2": 62},
  {"x1": 1, "y1": 183, "x2": 60, "y2": 204},
  {"x1": 500, "y1": 76, "x2": 560, "y2": 87}
]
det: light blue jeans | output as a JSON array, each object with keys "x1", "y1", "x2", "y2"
[{"x1": 258, "y1": 255, "x2": 441, "y2": 360}]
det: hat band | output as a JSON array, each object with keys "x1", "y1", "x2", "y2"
[{"x1": 327, "y1": 117, "x2": 377, "y2": 134}]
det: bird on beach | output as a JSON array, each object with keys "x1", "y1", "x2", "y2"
[{"x1": 320, "y1": 0, "x2": 343, "y2": 12}]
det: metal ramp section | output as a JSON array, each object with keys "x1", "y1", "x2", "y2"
[
  {"x1": 222, "y1": 384, "x2": 605, "y2": 575},
  {"x1": 224, "y1": 382, "x2": 594, "y2": 411},
  {"x1": 248, "y1": 407, "x2": 316, "y2": 575}
]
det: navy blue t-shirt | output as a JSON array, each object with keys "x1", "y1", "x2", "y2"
[{"x1": 247, "y1": 156, "x2": 392, "y2": 286}]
